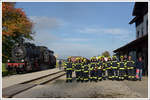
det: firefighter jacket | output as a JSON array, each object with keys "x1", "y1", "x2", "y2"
[
  {"x1": 97, "y1": 61, "x2": 103, "y2": 70},
  {"x1": 126, "y1": 60, "x2": 135, "y2": 69},
  {"x1": 81, "y1": 62, "x2": 85, "y2": 72},
  {"x1": 112, "y1": 60, "x2": 119, "y2": 69},
  {"x1": 102, "y1": 61, "x2": 106, "y2": 71},
  {"x1": 64, "y1": 62, "x2": 73, "y2": 71},
  {"x1": 74, "y1": 63, "x2": 82, "y2": 72},
  {"x1": 106, "y1": 61, "x2": 112, "y2": 70},
  {"x1": 83, "y1": 63, "x2": 89, "y2": 73},
  {"x1": 90, "y1": 62, "x2": 97, "y2": 71},
  {"x1": 118, "y1": 61, "x2": 125, "y2": 70}
]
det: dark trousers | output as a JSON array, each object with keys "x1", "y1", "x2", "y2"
[
  {"x1": 127, "y1": 69, "x2": 135, "y2": 80},
  {"x1": 107, "y1": 69, "x2": 112, "y2": 79},
  {"x1": 94, "y1": 70, "x2": 98, "y2": 80},
  {"x1": 102, "y1": 70, "x2": 106, "y2": 79},
  {"x1": 75, "y1": 71, "x2": 81, "y2": 81},
  {"x1": 97, "y1": 69, "x2": 102, "y2": 80},
  {"x1": 80, "y1": 71, "x2": 84, "y2": 81},
  {"x1": 112, "y1": 69, "x2": 118, "y2": 79},
  {"x1": 119, "y1": 69, "x2": 125, "y2": 80},
  {"x1": 124, "y1": 69, "x2": 128, "y2": 79},
  {"x1": 66, "y1": 70, "x2": 72, "y2": 81},
  {"x1": 83, "y1": 72, "x2": 89, "y2": 81},
  {"x1": 90, "y1": 70, "x2": 95, "y2": 80}
]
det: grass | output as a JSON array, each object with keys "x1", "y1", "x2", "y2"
[
  {"x1": 2, "y1": 63, "x2": 7, "y2": 72},
  {"x1": 2, "y1": 63, "x2": 9, "y2": 76},
  {"x1": 2, "y1": 63, "x2": 16, "y2": 77}
]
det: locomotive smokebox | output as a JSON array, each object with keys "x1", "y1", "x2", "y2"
[{"x1": 11, "y1": 44, "x2": 27, "y2": 60}]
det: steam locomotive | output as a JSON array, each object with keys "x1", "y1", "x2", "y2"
[{"x1": 6, "y1": 41, "x2": 56, "y2": 74}]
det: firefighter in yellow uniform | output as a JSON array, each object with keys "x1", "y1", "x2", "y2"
[
  {"x1": 101, "y1": 56, "x2": 106, "y2": 80},
  {"x1": 123, "y1": 55, "x2": 128, "y2": 79},
  {"x1": 106, "y1": 56, "x2": 112, "y2": 80},
  {"x1": 111, "y1": 56, "x2": 119, "y2": 80},
  {"x1": 89, "y1": 57, "x2": 98, "y2": 82},
  {"x1": 118, "y1": 56, "x2": 126, "y2": 80},
  {"x1": 126, "y1": 56, "x2": 136, "y2": 81},
  {"x1": 74, "y1": 57, "x2": 82, "y2": 82},
  {"x1": 97, "y1": 56, "x2": 103, "y2": 81},
  {"x1": 64, "y1": 57, "x2": 73, "y2": 82},
  {"x1": 83, "y1": 58, "x2": 89, "y2": 82},
  {"x1": 80, "y1": 57, "x2": 85, "y2": 82}
]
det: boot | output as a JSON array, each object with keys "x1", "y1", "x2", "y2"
[{"x1": 66, "y1": 80, "x2": 68, "y2": 83}]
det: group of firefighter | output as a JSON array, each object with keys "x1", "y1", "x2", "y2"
[{"x1": 64, "y1": 55, "x2": 136, "y2": 82}]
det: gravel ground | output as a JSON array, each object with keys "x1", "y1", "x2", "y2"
[
  {"x1": 2, "y1": 68, "x2": 61, "y2": 88},
  {"x1": 123, "y1": 77, "x2": 148, "y2": 98},
  {"x1": 13, "y1": 73, "x2": 147, "y2": 98}
]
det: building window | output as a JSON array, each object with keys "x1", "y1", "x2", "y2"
[
  {"x1": 137, "y1": 31, "x2": 139, "y2": 38},
  {"x1": 141, "y1": 27, "x2": 144, "y2": 37}
]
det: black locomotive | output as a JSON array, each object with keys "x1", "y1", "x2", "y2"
[{"x1": 6, "y1": 41, "x2": 56, "y2": 73}]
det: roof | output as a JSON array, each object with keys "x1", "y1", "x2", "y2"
[
  {"x1": 132, "y1": 2, "x2": 148, "y2": 16},
  {"x1": 129, "y1": 16, "x2": 140, "y2": 24},
  {"x1": 113, "y1": 34, "x2": 148, "y2": 53},
  {"x1": 129, "y1": 2, "x2": 148, "y2": 24}
]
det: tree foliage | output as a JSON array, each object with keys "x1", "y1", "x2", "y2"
[
  {"x1": 2, "y1": 2, "x2": 34, "y2": 62},
  {"x1": 101, "y1": 51, "x2": 110, "y2": 57}
]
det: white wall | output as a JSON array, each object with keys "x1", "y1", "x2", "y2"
[
  {"x1": 136, "y1": 13, "x2": 148, "y2": 38},
  {"x1": 143, "y1": 13, "x2": 148, "y2": 35}
]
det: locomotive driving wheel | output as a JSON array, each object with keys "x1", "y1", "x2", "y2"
[{"x1": 25, "y1": 63, "x2": 32, "y2": 72}]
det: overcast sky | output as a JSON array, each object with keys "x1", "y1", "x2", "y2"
[{"x1": 16, "y1": 2, "x2": 136, "y2": 59}]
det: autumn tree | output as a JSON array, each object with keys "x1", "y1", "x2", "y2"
[
  {"x1": 2, "y1": 2, "x2": 34, "y2": 62},
  {"x1": 101, "y1": 51, "x2": 110, "y2": 57}
]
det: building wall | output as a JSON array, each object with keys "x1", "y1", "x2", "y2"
[
  {"x1": 136, "y1": 13, "x2": 148, "y2": 38},
  {"x1": 143, "y1": 13, "x2": 148, "y2": 35},
  {"x1": 129, "y1": 50, "x2": 137, "y2": 61}
]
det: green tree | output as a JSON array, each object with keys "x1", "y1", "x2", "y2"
[
  {"x1": 2, "y1": 2, "x2": 34, "y2": 62},
  {"x1": 101, "y1": 51, "x2": 110, "y2": 57}
]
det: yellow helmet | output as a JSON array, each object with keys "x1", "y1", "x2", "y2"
[
  {"x1": 113, "y1": 56, "x2": 117, "y2": 59},
  {"x1": 81, "y1": 57, "x2": 84, "y2": 61},
  {"x1": 76, "y1": 57, "x2": 79, "y2": 61},
  {"x1": 79, "y1": 57, "x2": 82, "y2": 60},
  {"x1": 92, "y1": 56, "x2": 97, "y2": 61},
  {"x1": 98, "y1": 56, "x2": 101, "y2": 60},
  {"x1": 93, "y1": 56, "x2": 96, "y2": 59},
  {"x1": 68, "y1": 56, "x2": 71, "y2": 59},
  {"x1": 90, "y1": 57, "x2": 93, "y2": 60},
  {"x1": 108, "y1": 56, "x2": 111, "y2": 59},
  {"x1": 101, "y1": 56, "x2": 104, "y2": 58},
  {"x1": 120, "y1": 56, "x2": 123, "y2": 58},
  {"x1": 83, "y1": 59, "x2": 87, "y2": 62}
]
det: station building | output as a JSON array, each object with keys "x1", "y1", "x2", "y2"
[{"x1": 113, "y1": 2, "x2": 148, "y2": 75}]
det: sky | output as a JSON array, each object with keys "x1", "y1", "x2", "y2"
[{"x1": 16, "y1": 2, "x2": 136, "y2": 59}]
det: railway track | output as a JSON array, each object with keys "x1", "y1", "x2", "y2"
[{"x1": 3, "y1": 70, "x2": 65, "y2": 98}]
